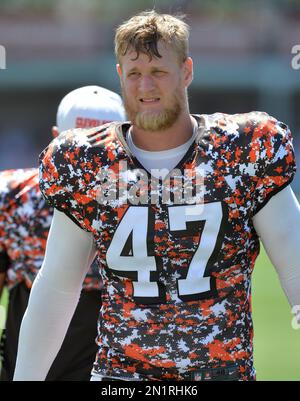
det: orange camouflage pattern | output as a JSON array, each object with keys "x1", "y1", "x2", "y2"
[
  {"x1": 0, "y1": 168, "x2": 100, "y2": 290},
  {"x1": 39, "y1": 111, "x2": 296, "y2": 381}
]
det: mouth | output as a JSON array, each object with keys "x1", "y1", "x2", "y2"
[{"x1": 139, "y1": 98, "x2": 160, "y2": 103}]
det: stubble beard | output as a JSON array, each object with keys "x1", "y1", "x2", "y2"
[{"x1": 121, "y1": 85, "x2": 185, "y2": 132}]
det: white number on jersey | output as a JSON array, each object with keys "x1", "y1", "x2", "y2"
[
  {"x1": 106, "y1": 203, "x2": 223, "y2": 303},
  {"x1": 168, "y1": 203, "x2": 222, "y2": 301}
]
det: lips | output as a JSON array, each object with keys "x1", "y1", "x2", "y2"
[{"x1": 140, "y1": 98, "x2": 160, "y2": 102}]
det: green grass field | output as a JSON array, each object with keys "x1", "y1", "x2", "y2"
[
  {"x1": 0, "y1": 286, "x2": 8, "y2": 375},
  {"x1": 0, "y1": 245, "x2": 299, "y2": 380}
]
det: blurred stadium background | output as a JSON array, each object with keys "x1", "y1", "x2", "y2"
[{"x1": 0, "y1": 0, "x2": 299, "y2": 381}]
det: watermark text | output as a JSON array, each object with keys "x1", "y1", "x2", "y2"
[
  {"x1": 0, "y1": 45, "x2": 6, "y2": 69},
  {"x1": 291, "y1": 45, "x2": 300, "y2": 70},
  {"x1": 291, "y1": 305, "x2": 300, "y2": 330},
  {"x1": 94, "y1": 162, "x2": 205, "y2": 210}
]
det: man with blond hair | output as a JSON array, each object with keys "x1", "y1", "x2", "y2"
[{"x1": 14, "y1": 11, "x2": 300, "y2": 381}]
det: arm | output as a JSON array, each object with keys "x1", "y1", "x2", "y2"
[
  {"x1": 13, "y1": 209, "x2": 97, "y2": 381},
  {"x1": 253, "y1": 185, "x2": 300, "y2": 307}
]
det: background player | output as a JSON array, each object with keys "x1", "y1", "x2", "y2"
[
  {"x1": 0, "y1": 85, "x2": 125, "y2": 380},
  {"x1": 14, "y1": 11, "x2": 300, "y2": 381}
]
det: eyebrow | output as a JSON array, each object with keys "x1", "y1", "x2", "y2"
[
  {"x1": 127, "y1": 67, "x2": 139, "y2": 74},
  {"x1": 127, "y1": 66, "x2": 167, "y2": 74}
]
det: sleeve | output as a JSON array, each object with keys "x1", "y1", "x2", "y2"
[
  {"x1": 253, "y1": 186, "x2": 300, "y2": 306},
  {"x1": 39, "y1": 131, "x2": 92, "y2": 232},
  {"x1": 13, "y1": 209, "x2": 97, "y2": 381},
  {"x1": 250, "y1": 113, "x2": 297, "y2": 216}
]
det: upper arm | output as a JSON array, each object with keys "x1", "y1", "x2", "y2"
[
  {"x1": 253, "y1": 185, "x2": 300, "y2": 272},
  {"x1": 40, "y1": 208, "x2": 97, "y2": 292}
]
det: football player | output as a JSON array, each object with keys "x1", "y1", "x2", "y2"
[
  {"x1": 0, "y1": 85, "x2": 126, "y2": 380},
  {"x1": 14, "y1": 11, "x2": 300, "y2": 381}
]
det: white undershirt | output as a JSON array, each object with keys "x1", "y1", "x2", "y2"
[{"x1": 126, "y1": 118, "x2": 198, "y2": 178}]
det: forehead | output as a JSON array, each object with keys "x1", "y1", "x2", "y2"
[{"x1": 120, "y1": 41, "x2": 180, "y2": 71}]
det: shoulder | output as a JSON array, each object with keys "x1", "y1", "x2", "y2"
[
  {"x1": 38, "y1": 122, "x2": 128, "y2": 211},
  {"x1": 229, "y1": 111, "x2": 291, "y2": 140},
  {"x1": 218, "y1": 111, "x2": 290, "y2": 141},
  {"x1": 0, "y1": 168, "x2": 38, "y2": 198},
  {"x1": 230, "y1": 111, "x2": 293, "y2": 163},
  {"x1": 39, "y1": 122, "x2": 124, "y2": 174},
  {"x1": 200, "y1": 110, "x2": 288, "y2": 134},
  {"x1": 198, "y1": 111, "x2": 293, "y2": 156},
  {"x1": 0, "y1": 168, "x2": 39, "y2": 216}
]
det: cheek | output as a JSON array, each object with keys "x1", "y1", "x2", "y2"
[
  {"x1": 162, "y1": 78, "x2": 181, "y2": 98},
  {"x1": 123, "y1": 80, "x2": 138, "y2": 97},
  {"x1": 164, "y1": 74, "x2": 181, "y2": 90}
]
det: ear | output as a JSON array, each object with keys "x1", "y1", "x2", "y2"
[
  {"x1": 116, "y1": 64, "x2": 122, "y2": 78},
  {"x1": 183, "y1": 57, "x2": 193, "y2": 87},
  {"x1": 52, "y1": 126, "x2": 59, "y2": 138}
]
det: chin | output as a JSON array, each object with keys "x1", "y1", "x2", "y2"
[{"x1": 135, "y1": 111, "x2": 178, "y2": 131}]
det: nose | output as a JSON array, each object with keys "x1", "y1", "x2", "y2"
[{"x1": 138, "y1": 75, "x2": 156, "y2": 93}]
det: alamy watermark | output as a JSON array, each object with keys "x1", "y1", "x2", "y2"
[
  {"x1": 94, "y1": 162, "x2": 205, "y2": 214},
  {"x1": 0, "y1": 45, "x2": 6, "y2": 69},
  {"x1": 291, "y1": 305, "x2": 300, "y2": 330},
  {"x1": 291, "y1": 45, "x2": 300, "y2": 70}
]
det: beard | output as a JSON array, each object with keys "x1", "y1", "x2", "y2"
[{"x1": 121, "y1": 85, "x2": 185, "y2": 132}]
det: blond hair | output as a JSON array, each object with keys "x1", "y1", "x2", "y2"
[{"x1": 115, "y1": 10, "x2": 190, "y2": 65}]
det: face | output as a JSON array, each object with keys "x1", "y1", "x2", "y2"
[{"x1": 117, "y1": 41, "x2": 193, "y2": 131}]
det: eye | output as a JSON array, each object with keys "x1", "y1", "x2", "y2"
[
  {"x1": 153, "y1": 70, "x2": 167, "y2": 77},
  {"x1": 128, "y1": 71, "x2": 140, "y2": 78}
]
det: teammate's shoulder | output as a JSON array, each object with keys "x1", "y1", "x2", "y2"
[
  {"x1": 0, "y1": 168, "x2": 38, "y2": 209},
  {"x1": 0, "y1": 168, "x2": 38, "y2": 193}
]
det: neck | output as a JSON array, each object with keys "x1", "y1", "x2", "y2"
[{"x1": 130, "y1": 112, "x2": 194, "y2": 151}]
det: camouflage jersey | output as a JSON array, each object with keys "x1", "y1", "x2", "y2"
[
  {"x1": 39, "y1": 112, "x2": 296, "y2": 381},
  {"x1": 0, "y1": 168, "x2": 101, "y2": 291}
]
